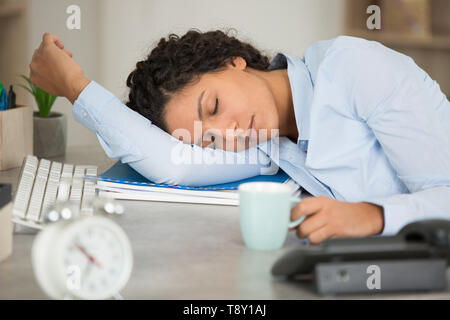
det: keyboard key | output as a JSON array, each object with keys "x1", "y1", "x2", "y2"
[
  {"x1": 13, "y1": 156, "x2": 100, "y2": 228},
  {"x1": 26, "y1": 159, "x2": 51, "y2": 221},
  {"x1": 13, "y1": 156, "x2": 38, "y2": 219},
  {"x1": 81, "y1": 180, "x2": 96, "y2": 215},
  {"x1": 70, "y1": 166, "x2": 85, "y2": 208},
  {"x1": 57, "y1": 164, "x2": 73, "y2": 202},
  {"x1": 41, "y1": 161, "x2": 62, "y2": 221}
]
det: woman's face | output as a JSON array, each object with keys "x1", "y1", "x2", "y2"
[{"x1": 164, "y1": 57, "x2": 279, "y2": 152}]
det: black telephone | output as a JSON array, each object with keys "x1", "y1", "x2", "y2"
[
  {"x1": 398, "y1": 219, "x2": 450, "y2": 250},
  {"x1": 271, "y1": 219, "x2": 450, "y2": 294}
]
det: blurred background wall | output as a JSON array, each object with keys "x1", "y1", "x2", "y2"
[
  {"x1": 28, "y1": 0, "x2": 101, "y2": 147},
  {"x1": 98, "y1": 0, "x2": 345, "y2": 100},
  {"x1": 20, "y1": 0, "x2": 344, "y2": 147}
]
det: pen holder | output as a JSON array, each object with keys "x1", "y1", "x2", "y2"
[{"x1": 0, "y1": 105, "x2": 33, "y2": 171}]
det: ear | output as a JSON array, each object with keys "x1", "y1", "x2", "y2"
[{"x1": 225, "y1": 56, "x2": 247, "y2": 70}]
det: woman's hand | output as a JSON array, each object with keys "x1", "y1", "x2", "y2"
[
  {"x1": 29, "y1": 32, "x2": 90, "y2": 104},
  {"x1": 290, "y1": 196, "x2": 384, "y2": 244}
]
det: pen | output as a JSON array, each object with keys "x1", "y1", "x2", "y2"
[
  {"x1": 0, "y1": 82, "x2": 8, "y2": 111},
  {"x1": 0, "y1": 82, "x2": 3, "y2": 110}
]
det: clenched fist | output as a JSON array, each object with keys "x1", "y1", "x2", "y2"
[{"x1": 29, "y1": 32, "x2": 90, "y2": 104}]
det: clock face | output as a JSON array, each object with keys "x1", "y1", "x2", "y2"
[{"x1": 55, "y1": 217, "x2": 133, "y2": 300}]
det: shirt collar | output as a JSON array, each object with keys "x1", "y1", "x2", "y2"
[{"x1": 268, "y1": 53, "x2": 313, "y2": 147}]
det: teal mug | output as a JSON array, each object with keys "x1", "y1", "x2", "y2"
[{"x1": 238, "y1": 182, "x2": 305, "y2": 250}]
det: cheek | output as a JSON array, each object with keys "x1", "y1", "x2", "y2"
[
  {"x1": 241, "y1": 78, "x2": 277, "y2": 117},
  {"x1": 250, "y1": 92, "x2": 278, "y2": 128}
]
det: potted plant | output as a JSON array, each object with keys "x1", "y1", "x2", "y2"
[{"x1": 18, "y1": 75, "x2": 67, "y2": 158}]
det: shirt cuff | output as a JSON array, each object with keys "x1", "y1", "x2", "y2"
[
  {"x1": 364, "y1": 196, "x2": 413, "y2": 236},
  {"x1": 72, "y1": 80, "x2": 115, "y2": 132}
]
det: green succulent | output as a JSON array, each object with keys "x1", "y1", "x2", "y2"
[{"x1": 17, "y1": 75, "x2": 57, "y2": 117}]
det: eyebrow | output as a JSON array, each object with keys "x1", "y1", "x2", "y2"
[{"x1": 197, "y1": 90, "x2": 205, "y2": 121}]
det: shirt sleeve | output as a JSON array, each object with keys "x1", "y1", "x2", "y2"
[
  {"x1": 72, "y1": 81, "x2": 276, "y2": 186},
  {"x1": 331, "y1": 37, "x2": 450, "y2": 235}
]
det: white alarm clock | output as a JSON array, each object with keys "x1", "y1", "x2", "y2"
[{"x1": 32, "y1": 213, "x2": 133, "y2": 300}]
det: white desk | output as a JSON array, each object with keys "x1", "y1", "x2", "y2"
[{"x1": 1, "y1": 145, "x2": 450, "y2": 299}]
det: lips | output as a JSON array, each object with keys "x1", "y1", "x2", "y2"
[{"x1": 234, "y1": 115, "x2": 257, "y2": 151}]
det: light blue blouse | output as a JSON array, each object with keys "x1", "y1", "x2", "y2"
[{"x1": 73, "y1": 36, "x2": 450, "y2": 236}]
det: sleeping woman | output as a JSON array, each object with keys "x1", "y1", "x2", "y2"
[{"x1": 29, "y1": 30, "x2": 450, "y2": 244}]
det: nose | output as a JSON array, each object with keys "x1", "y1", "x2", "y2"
[
  {"x1": 203, "y1": 118, "x2": 239, "y2": 137},
  {"x1": 224, "y1": 120, "x2": 249, "y2": 146},
  {"x1": 202, "y1": 119, "x2": 250, "y2": 151},
  {"x1": 223, "y1": 120, "x2": 240, "y2": 138}
]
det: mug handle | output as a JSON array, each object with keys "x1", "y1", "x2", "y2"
[{"x1": 288, "y1": 197, "x2": 305, "y2": 229}]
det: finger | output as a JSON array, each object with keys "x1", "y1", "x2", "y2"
[
  {"x1": 43, "y1": 32, "x2": 63, "y2": 49},
  {"x1": 308, "y1": 225, "x2": 334, "y2": 244},
  {"x1": 41, "y1": 33, "x2": 72, "y2": 58},
  {"x1": 63, "y1": 49, "x2": 73, "y2": 57},
  {"x1": 53, "y1": 38, "x2": 73, "y2": 57},
  {"x1": 42, "y1": 32, "x2": 59, "y2": 43},
  {"x1": 55, "y1": 39, "x2": 72, "y2": 58},
  {"x1": 295, "y1": 213, "x2": 327, "y2": 238},
  {"x1": 55, "y1": 38, "x2": 65, "y2": 49},
  {"x1": 289, "y1": 211, "x2": 320, "y2": 233},
  {"x1": 290, "y1": 196, "x2": 327, "y2": 221}
]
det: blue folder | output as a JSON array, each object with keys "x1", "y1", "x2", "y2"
[{"x1": 92, "y1": 161, "x2": 291, "y2": 191}]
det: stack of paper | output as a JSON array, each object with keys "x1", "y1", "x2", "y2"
[{"x1": 88, "y1": 162, "x2": 301, "y2": 206}]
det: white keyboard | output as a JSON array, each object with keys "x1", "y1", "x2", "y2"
[{"x1": 12, "y1": 155, "x2": 98, "y2": 229}]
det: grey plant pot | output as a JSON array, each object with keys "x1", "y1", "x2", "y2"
[{"x1": 33, "y1": 112, "x2": 67, "y2": 158}]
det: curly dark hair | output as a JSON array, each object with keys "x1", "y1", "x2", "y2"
[{"x1": 125, "y1": 29, "x2": 271, "y2": 132}]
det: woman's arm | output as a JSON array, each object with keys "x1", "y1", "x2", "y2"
[
  {"x1": 289, "y1": 36, "x2": 450, "y2": 243},
  {"x1": 73, "y1": 80, "x2": 274, "y2": 185},
  {"x1": 30, "y1": 33, "x2": 275, "y2": 185},
  {"x1": 338, "y1": 37, "x2": 450, "y2": 235}
]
